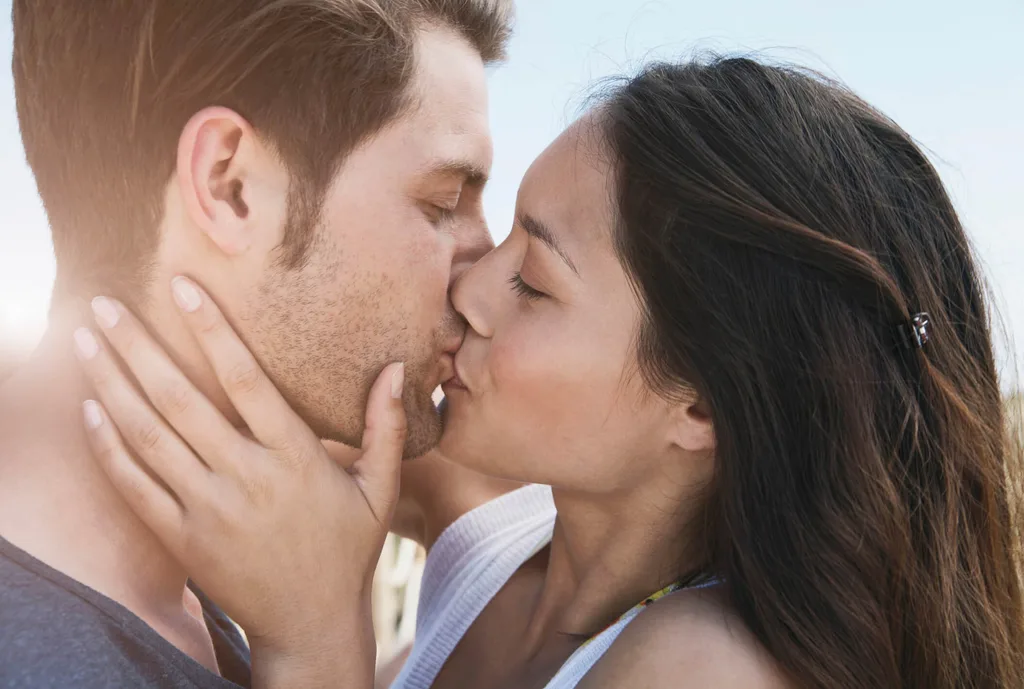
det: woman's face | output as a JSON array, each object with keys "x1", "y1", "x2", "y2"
[{"x1": 440, "y1": 117, "x2": 711, "y2": 493}]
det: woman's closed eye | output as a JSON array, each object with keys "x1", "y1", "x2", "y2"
[{"x1": 509, "y1": 271, "x2": 547, "y2": 301}]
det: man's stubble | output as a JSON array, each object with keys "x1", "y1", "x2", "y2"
[{"x1": 242, "y1": 228, "x2": 449, "y2": 458}]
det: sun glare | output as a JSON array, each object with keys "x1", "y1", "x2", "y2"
[{"x1": 0, "y1": 297, "x2": 49, "y2": 351}]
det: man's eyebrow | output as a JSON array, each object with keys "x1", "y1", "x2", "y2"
[
  {"x1": 422, "y1": 159, "x2": 489, "y2": 186},
  {"x1": 517, "y1": 212, "x2": 579, "y2": 276}
]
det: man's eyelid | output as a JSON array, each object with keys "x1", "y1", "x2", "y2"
[{"x1": 431, "y1": 189, "x2": 462, "y2": 210}]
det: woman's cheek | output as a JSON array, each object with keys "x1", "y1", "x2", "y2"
[
  {"x1": 488, "y1": 331, "x2": 537, "y2": 399},
  {"x1": 491, "y1": 328, "x2": 584, "y2": 418}
]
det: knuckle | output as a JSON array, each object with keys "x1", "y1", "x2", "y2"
[
  {"x1": 116, "y1": 469, "x2": 150, "y2": 510},
  {"x1": 198, "y1": 478, "x2": 234, "y2": 523},
  {"x1": 86, "y1": 358, "x2": 114, "y2": 387},
  {"x1": 212, "y1": 493, "x2": 243, "y2": 531},
  {"x1": 383, "y1": 423, "x2": 407, "y2": 450},
  {"x1": 94, "y1": 441, "x2": 119, "y2": 467},
  {"x1": 131, "y1": 421, "x2": 164, "y2": 452},
  {"x1": 152, "y1": 382, "x2": 191, "y2": 417},
  {"x1": 241, "y1": 471, "x2": 274, "y2": 506},
  {"x1": 228, "y1": 439, "x2": 258, "y2": 471},
  {"x1": 124, "y1": 480, "x2": 147, "y2": 508},
  {"x1": 367, "y1": 416, "x2": 407, "y2": 442},
  {"x1": 273, "y1": 436, "x2": 312, "y2": 469},
  {"x1": 193, "y1": 311, "x2": 222, "y2": 336},
  {"x1": 116, "y1": 328, "x2": 142, "y2": 360},
  {"x1": 223, "y1": 361, "x2": 263, "y2": 396}
]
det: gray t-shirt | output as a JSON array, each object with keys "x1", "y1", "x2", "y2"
[{"x1": 0, "y1": 535, "x2": 251, "y2": 688}]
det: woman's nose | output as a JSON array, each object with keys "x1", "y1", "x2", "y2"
[{"x1": 451, "y1": 244, "x2": 505, "y2": 340}]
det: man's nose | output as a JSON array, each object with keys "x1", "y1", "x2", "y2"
[{"x1": 450, "y1": 217, "x2": 494, "y2": 286}]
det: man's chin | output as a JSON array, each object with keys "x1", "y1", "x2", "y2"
[
  {"x1": 402, "y1": 396, "x2": 443, "y2": 460},
  {"x1": 310, "y1": 410, "x2": 439, "y2": 459},
  {"x1": 291, "y1": 380, "x2": 441, "y2": 457}
]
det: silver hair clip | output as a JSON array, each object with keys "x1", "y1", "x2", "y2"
[{"x1": 898, "y1": 312, "x2": 931, "y2": 350}]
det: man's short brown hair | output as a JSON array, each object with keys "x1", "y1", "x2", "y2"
[{"x1": 12, "y1": 0, "x2": 512, "y2": 302}]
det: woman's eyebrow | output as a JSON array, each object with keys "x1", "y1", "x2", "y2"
[{"x1": 516, "y1": 212, "x2": 579, "y2": 276}]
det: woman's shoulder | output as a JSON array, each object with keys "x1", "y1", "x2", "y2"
[{"x1": 577, "y1": 586, "x2": 794, "y2": 689}]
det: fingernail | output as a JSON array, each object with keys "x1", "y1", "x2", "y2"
[
  {"x1": 73, "y1": 327, "x2": 99, "y2": 361},
  {"x1": 171, "y1": 276, "x2": 202, "y2": 313},
  {"x1": 83, "y1": 400, "x2": 103, "y2": 430},
  {"x1": 91, "y1": 296, "x2": 121, "y2": 329},
  {"x1": 391, "y1": 363, "x2": 405, "y2": 399}
]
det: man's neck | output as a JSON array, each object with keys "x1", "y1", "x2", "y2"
[{"x1": 0, "y1": 322, "x2": 193, "y2": 621}]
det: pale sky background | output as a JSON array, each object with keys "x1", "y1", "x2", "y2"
[{"x1": 0, "y1": 0, "x2": 1021, "y2": 386}]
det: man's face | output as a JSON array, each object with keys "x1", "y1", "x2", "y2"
[{"x1": 239, "y1": 28, "x2": 493, "y2": 456}]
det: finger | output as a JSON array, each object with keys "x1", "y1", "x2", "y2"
[
  {"x1": 322, "y1": 439, "x2": 362, "y2": 471},
  {"x1": 74, "y1": 326, "x2": 208, "y2": 503},
  {"x1": 90, "y1": 296, "x2": 246, "y2": 476},
  {"x1": 81, "y1": 399, "x2": 187, "y2": 557},
  {"x1": 351, "y1": 362, "x2": 406, "y2": 524},
  {"x1": 170, "y1": 276, "x2": 317, "y2": 454}
]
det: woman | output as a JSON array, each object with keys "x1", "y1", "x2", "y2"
[{"x1": 76, "y1": 57, "x2": 1024, "y2": 688}]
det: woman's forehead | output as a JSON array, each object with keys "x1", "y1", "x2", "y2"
[{"x1": 516, "y1": 116, "x2": 615, "y2": 248}]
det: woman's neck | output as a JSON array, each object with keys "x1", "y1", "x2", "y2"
[{"x1": 522, "y1": 480, "x2": 705, "y2": 649}]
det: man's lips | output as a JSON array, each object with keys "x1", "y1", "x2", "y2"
[
  {"x1": 444, "y1": 371, "x2": 467, "y2": 391},
  {"x1": 438, "y1": 351, "x2": 462, "y2": 389},
  {"x1": 438, "y1": 335, "x2": 466, "y2": 390},
  {"x1": 440, "y1": 353, "x2": 468, "y2": 392}
]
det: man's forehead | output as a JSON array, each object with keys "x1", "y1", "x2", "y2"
[
  {"x1": 403, "y1": 26, "x2": 493, "y2": 178},
  {"x1": 360, "y1": 109, "x2": 491, "y2": 187},
  {"x1": 396, "y1": 110, "x2": 493, "y2": 184}
]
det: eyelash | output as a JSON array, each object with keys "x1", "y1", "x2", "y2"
[
  {"x1": 431, "y1": 206, "x2": 457, "y2": 226},
  {"x1": 509, "y1": 271, "x2": 546, "y2": 301}
]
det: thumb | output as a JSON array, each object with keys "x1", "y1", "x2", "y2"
[{"x1": 352, "y1": 362, "x2": 406, "y2": 524}]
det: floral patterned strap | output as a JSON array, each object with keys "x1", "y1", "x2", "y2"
[{"x1": 578, "y1": 580, "x2": 685, "y2": 649}]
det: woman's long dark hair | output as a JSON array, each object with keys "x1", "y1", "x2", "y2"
[{"x1": 600, "y1": 57, "x2": 1024, "y2": 688}]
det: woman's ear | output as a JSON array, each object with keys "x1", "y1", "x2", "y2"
[
  {"x1": 175, "y1": 106, "x2": 268, "y2": 257},
  {"x1": 668, "y1": 393, "x2": 716, "y2": 454}
]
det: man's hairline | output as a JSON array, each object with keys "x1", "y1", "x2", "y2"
[{"x1": 322, "y1": 21, "x2": 495, "y2": 186}]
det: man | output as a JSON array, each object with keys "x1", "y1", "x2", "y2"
[{"x1": 0, "y1": 1, "x2": 511, "y2": 686}]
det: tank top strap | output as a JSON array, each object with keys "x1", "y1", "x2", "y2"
[{"x1": 544, "y1": 574, "x2": 721, "y2": 689}]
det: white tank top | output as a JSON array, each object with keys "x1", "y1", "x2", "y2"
[{"x1": 389, "y1": 484, "x2": 714, "y2": 689}]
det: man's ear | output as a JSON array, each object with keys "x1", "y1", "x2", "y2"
[
  {"x1": 176, "y1": 106, "x2": 283, "y2": 257},
  {"x1": 668, "y1": 393, "x2": 716, "y2": 454}
]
